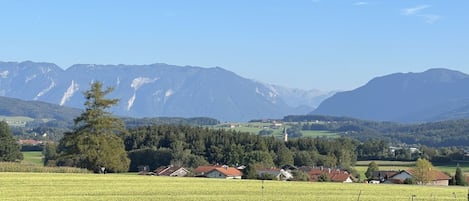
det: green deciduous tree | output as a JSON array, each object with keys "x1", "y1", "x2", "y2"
[
  {"x1": 413, "y1": 158, "x2": 435, "y2": 185},
  {"x1": 365, "y1": 161, "x2": 379, "y2": 180},
  {"x1": 57, "y1": 81, "x2": 130, "y2": 173},
  {"x1": 0, "y1": 121, "x2": 23, "y2": 161}
]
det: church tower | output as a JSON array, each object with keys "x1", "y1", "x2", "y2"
[{"x1": 283, "y1": 127, "x2": 288, "y2": 142}]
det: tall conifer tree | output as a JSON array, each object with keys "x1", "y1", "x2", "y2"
[{"x1": 57, "y1": 81, "x2": 130, "y2": 172}]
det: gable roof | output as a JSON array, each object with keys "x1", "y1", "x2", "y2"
[
  {"x1": 308, "y1": 168, "x2": 353, "y2": 182},
  {"x1": 208, "y1": 167, "x2": 243, "y2": 177},
  {"x1": 195, "y1": 165, "x2": 223, "y2": 175},
  {"x1": 404, "y1": 169, "x2": 451, "y2": 181},
  {"x1": 371, "y1": 171, "x2": 399, "y2": 180},
  {"x1": 154, "y1": 166, "x2": 188, "y2": 176}
]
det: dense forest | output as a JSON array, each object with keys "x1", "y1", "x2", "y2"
[
  {"x1": 123, "y1": 124, "x2": 358, "y2": 172},
  {"x1": 121, "y1": 124, "x2": 464, "y2": 172}
]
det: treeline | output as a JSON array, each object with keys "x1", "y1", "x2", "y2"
[
  {"x1": 123, "y1": 125, "x2": 358, "y2": 172},
  {"x1": 123, "y1": 125, "x2": 465, "y2": 172},
  {"x1": 286, "y1": 115, "x2": 469, "y2": 147},
  {"x1": 11, "y1": 116, "x2": 220, "y2": 142},
  {"x1": 42, "y1": 123, "x2": 466, "y2": 172},
  {"x1": 122, "y1": 117, "x2": 219, "y2": 128}
]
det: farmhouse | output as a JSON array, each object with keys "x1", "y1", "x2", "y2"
[
  {"x1": 308, "y1": 168, "x2": 354, "y2": 183},
  {"x1": 256, "y1": 168, "x2": 293, "y2": 181},
  {"x1": 195, "y1": 165, "x2": 243, "y2": 179},
  {"x1": 388, "y1": 169, "x2": 451, "y2": 186},
  {"x1": 370, "y1": 170, "x2": 399, "y2": 183},
  {"x1": 154, "y1": 165, "x2": 189, "y2": 177}
]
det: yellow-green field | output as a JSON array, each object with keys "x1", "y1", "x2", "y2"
[{"x1": 0, "y1": 173, "x2": 467, "y2": 201}]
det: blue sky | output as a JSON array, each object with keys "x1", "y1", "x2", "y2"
[{"x1": 0, "y1": 0, "x2": 468, "y2": 91}]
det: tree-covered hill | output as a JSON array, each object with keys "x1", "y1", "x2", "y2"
[
  {"x1": 0, "y1": 96, "x2": 81, "y2": 121},
  {"x1": 284, "y1": 115, "x2": 469, "y2": 147}
]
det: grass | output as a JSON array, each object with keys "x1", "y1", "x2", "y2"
[
  {"x1": 354, "y1": 160, "x2": 469, "y2": 180},
  {"x1": 21, "y1": 151, "x2": 43, "y2": 166},
  {"x1": 433, "y1": 161, "x2": 469, "y2": 175},
  {"x1": 0, "y1": 115, "x2": 34, "y2": 127},
  {"x1": 0, "y1": 173, "x2": 467, "y2": 201},
  {"x1": 215, "y1": 122, "x2": 340, "y2": 138},
  {"x1": 1, "y1": 152, "x2": 89, "y2": 173},
  {"x1": 301, "y1": 130, "x2": 339, "y2": 138}
]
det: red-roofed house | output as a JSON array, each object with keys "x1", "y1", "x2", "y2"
[
  {"x1": 195, "y1": 165, "x2": 243, "y2": 179},
  {"x1": 154, "y1": 166, "x2": 189, "y2": 177},
  {"x1": 206, "y1": 167, "x2": 243, "y2": 179},
  {"x1": 308, "y1": 168, "x2": 354, "y2": 183}
]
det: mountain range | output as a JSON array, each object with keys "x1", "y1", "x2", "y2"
[
  {"x1": 0, "y1": 61, "x2": 331, "y2": 122},
  {"x1": 313, "y1": 68, "x2": 469, "y2": 122}
]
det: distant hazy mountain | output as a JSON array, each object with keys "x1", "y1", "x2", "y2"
[
  {"x1": 313, "y1": 68, "x2": 469, "y2": 122},
  {"x1": 0, "y1": 61, "x2": 327, "y2": 121},
  {"x1": 261, "y1": 83, "x2": 335, "y2": 109}
]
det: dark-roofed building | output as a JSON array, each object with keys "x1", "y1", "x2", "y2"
[
  {"x1": 370, "y1": 170, "x2": 399, "y2": 183},
  {"x1": 389, "y1": 169, "x2": 451, "y2": 186},
  {"x1": 256, "y1": 168, "x2": 293, "y2": 181},
  {"x1": 154, "y1": 166, "x2": 189, "y2": 177}
]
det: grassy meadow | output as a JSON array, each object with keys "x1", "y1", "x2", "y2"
[
  {"x1": 355, "y1": 160, "x2": 469, "y2": 176},
  {"x1": 1, "y1": 173, "x2": 468, "y2": 201},
  {"x1": 217, "y1": 122, "x2": 340, "y2": 138},
  {"x1": 0, "y1": 115, "x2": 34, "y2": 127},
  {"x1": 21, "y1": 151, "x2": 43, "y2": 166}
]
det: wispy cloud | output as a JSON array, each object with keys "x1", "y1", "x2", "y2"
[
  {"x1": 401, "y1": 5, "x2": 441, "y2": 24},
  {"x1": 354, "y1": 2, "x2": 368, "y2": 6},
  {"x1": 401, "y1": 5, "x2": 430, "y2": 16},
  {"x1": 418, "y1": 14, "x2": 441, "y2": 24}
]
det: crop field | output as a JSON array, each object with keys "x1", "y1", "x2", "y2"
[{"x1": 0, "y1": 173, "x2": 467, "y2": 201}]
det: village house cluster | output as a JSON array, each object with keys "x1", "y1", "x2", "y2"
[{"x1": 138, "y1": 164, "x2": 452, "y2": 186}]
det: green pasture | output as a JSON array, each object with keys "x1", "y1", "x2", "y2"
[
  {"x1": 301, "y1": 130, "x2": 339, "y2": 138},
  {"x1": 217, "y1": 122, "x2": 340, "y2": 138},
  {"x1": 0, "y1": 115, "x2": 34, "y2": 127},
  {"x1": 434, "y1": 162, "x2": 469, "y2": 175},
  {"x1": 21, "y1": 151, "x2": 43, "y2": 166},
  {"x1": 0, "y1": 173, "x2": 467, "y2": 201},
  {"x1": 354, "y1": 160, "x2": 469, "y2": 179}
]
